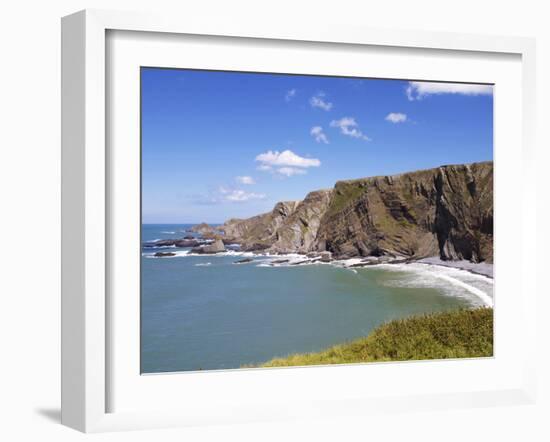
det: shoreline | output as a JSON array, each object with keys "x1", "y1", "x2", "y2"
[
  {"x1": 415, "y1": 257, "x2": 493, "y2": 279},
  {"x1": 142, "y1": 246, "x2": 493, "y2": 279},
  {"x1": 142, "y1": 228, "x2": 493, "y2": 280},
  {"x1": 142, "y1": 247, "x2": 493, "y2": 305}
]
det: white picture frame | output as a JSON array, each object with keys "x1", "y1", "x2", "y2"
[{"x1": 61, "y1": 9, "x2": 537, "y2": 433}]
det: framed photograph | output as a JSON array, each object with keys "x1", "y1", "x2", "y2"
[{"x1": 61, "y1": 9, "x2": 537, "y2": 433}]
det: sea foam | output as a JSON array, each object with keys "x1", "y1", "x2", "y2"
[{"x1": 372, "y1": 263, "x2": 493, "y2": 307}]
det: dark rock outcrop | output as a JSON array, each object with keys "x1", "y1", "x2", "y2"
[
  {"x1": 144, "y1": 238, "x2": 201, "y2": 248},
  {"x1": 154, "y1": 252, "x2": 176, "y2": 257}
]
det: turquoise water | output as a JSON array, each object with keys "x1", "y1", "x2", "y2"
[{"x1": 141, "y1": 224, "x2": 492, "y2": 373}]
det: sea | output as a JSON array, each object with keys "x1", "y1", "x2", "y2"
[{"x1": 141, "y1": 224, "x2": 494, "y2": 373}]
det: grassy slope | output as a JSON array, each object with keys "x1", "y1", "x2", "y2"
[{"x1": 254, "y1": 308, "x2": 493, "y2": 368}]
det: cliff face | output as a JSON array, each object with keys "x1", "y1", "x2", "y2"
[
  {"x1": 222, "y1": 201, "x2": 300, "y2": 250},
  {"x1": 221, "y1": 162, "x2": 493, "y2": 263},
  {"x1": 270, "y1": 189, "x2": 333, "y2": 253}
]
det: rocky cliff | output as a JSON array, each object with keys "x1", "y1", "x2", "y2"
[
  {"x1": 221, "y1": 162, "x2": 493, "y2": 263},
  {"x1": 222, "y1": 201, "x2": 300, "y2": 251},
  {"x1": 269, "y1": 189, "x2": 333, "y2": 253}
]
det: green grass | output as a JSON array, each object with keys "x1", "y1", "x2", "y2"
[
  {"x1": 251, "y1": 308, "x2": 493, "y2": 368},
  {"x1": 325, "y1": 181, "x2": 366, "y2": 218}
]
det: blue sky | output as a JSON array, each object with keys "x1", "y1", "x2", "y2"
[{"x1": 141, "y1": 68, "x2": 493, "y2": 224}]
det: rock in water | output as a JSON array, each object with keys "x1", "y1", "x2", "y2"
[
  {"x1": 154, "y1": 252, "x2": 176, "y2": 257},
  {"x1": 144, "y1": 238, "x2": 200, "y2": 248},
  {"x1": 174, "y1": 239, "x2": 200, "y2": 247},
  {"x1": 234, "y1": 258, "x2": 253, "y2": 264},
  {"x1": 192, "y1": 239, "x2": 226, "y2": 254},
  {"x1": 203, "y1": 239, "x2": 226, "y2": 253}
]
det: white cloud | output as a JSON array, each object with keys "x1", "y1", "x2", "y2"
[
  {"x1": 257, "y1": 164, "x2": 272, "y2": 172},
  {"x1": 276, "y1": 167, "x2": 307, "y2": 177},
  {"x1": 330, "y1": 117, "x2": 370, "y2": 141},
  {"x1": 310, "y1": 126, "x2": 329, "y2": 144},
  {"x1": 235, "y1": 175, "x2": 255, "y2": 185},
  {"x1": 406, "y1": 81, "x2": 493, "y2": 101},
  {"x1": 385, "y1": 112, "x2": 408, "y2": 123},
  {"x1": 309, "y1": 91, "x2": 333, "y2": 111},
  {"x1": 255, "y1": 149, "x2": 320, "y2": 177},
  {"x1": 255, "y1": 149, "x2": 321, "y2": 168},
  {"x1": 218, "y1": 186, "x2": 265, "y2": 202},
  {"x1": 285, "y1": 89, "x2": 296, "y2": 102}
]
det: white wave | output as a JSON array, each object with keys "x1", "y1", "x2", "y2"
[
  {"x1": 142, "y1": 250, "x2": 307, "y2": 265},
  {"x1": 143, "y1": 249, "x2": 259, "y2": 259},
  {"x1": 220, "y1": 251, "x2": 304, "y2": 260},
  {"x1": 429, "y1": 272, "x2": 492, "y2": 306},
  {"x1": 173, "y1": 250, "x2": 191, "y2": 257},
  {"x1": 332, "y1": 258, "x2": 364, "y2": 267},
  {"x1": 142, "y1": 249, "x2": 191, "y2": 258},
  {"x1": 195, "y1": 262, "x2": 211, "y2": 266},
  {"x1": 371, "y1": 263, "x2": 493, "y2": 307},
  {"x1": 142, "y1": 244, "x2": 176, "y2": 249},
  {"x1": 255, "y1": 255, "x2": 332, "y2": 268},
  {"x1": 160, "y1": 231, "x2": 176, "y2": 234},
  {"x1": 221, "y1": 250, "x2": 255, "y2": 257},
  {"x1": 256, "y1": 263, "x2": 272, "y2": 267}
]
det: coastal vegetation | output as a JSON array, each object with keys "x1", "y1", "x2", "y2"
[{"x1": 251, "y1": 308, "x2": 493, "y2": 368}]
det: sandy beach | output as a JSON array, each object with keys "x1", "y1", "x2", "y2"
[{"x1": 416, "y1": 257, "x2": 493, "y2": 278}]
